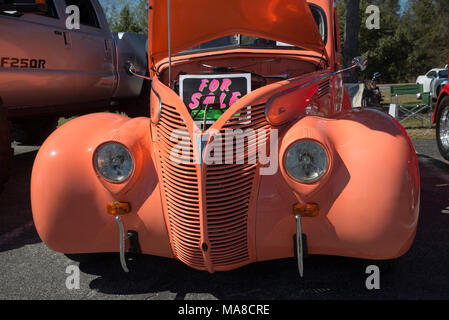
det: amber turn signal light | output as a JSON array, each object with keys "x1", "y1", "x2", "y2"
[
  {"x1": 293, "y1": 203, "x2": 319, "y2": 217},
  {"x1": 107, "y1": 202, "x2": 131, "y2": 216}
]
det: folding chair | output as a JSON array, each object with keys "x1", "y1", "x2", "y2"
[{"x1": 389, "y1": 84, "x2": 433, "y2": 127}]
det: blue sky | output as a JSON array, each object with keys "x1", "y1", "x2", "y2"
[{"x1": 400, "y1": 0, "x2": 408, "y2": 10}]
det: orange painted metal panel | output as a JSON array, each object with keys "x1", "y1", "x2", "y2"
[
  {"x1": 30, "y1": 0, "x2": 420, "y2": 274},
  {"x1": 31, "y1": 114, "x2": 173, "y2": 258},
  {"x1": 258, "y1": 109, "x2": 419, "y2": 261},
  {"x1": 148, "y1": 0, "x2": 325, "y2": 64}
]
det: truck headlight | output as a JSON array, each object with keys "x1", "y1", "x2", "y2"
[
  {"x1": 285, "y1": 140, "x2": 328, "y2": 183},
  {"x1": 94, "y1": 143, "x2": 134, "y2": 183}
]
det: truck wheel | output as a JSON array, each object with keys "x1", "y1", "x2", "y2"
[
  {"x1": 0, "y1": 106, "x2": 13, "y2": 193},
  {"x1": 13, "y1": 117, "x2": 58, "y2": 146},
  {"x1": 125, "y1": 79, "x2": 151, "y2": 118},
  {"x1": 436, "y1": 96, "x2": 449, "y2": 161}
]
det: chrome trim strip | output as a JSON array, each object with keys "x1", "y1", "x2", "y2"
[
  {"x1": 150, "y1": 83, "x2": 162, "y2": 125},
  {"x1": 115, "y1": 216, "x2": 129, "y2": 273},
  {"x1": 296, "y1": 214, "x2": 304, "y2": 278}
]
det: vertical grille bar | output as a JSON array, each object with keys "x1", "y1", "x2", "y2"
[{"x1": 205, "y1": 103, "x2": 270, "y2": 268}]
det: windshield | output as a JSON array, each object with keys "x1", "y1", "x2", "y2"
[
  {"x1": 181, "y1": 4, "x2": 327, "y2": 54},
  {"x1": 439, "y1": 70, "x2": 448, "y2": 78}
]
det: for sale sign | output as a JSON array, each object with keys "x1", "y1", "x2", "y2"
[{"x1": 179, "y1": 73, "x2": 251, "y2": 122}]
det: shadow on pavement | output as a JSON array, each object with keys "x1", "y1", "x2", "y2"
[
  {"x1": 1, "y1": 143, "x2": 449, "y2": 299},
  {"x1": 80, "y1": 253, "x2": 380, "y2": 300},
  {"x1": 0, "y1": 149, "x2": 41, "y2": 252}
]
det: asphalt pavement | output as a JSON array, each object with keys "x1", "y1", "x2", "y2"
[{"x1": 0, "y1": 139, "x2": 448, "y2": 300}]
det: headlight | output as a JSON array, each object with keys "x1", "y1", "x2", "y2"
[
  {"x1": 285, "y1": 140, "x2": 328, "y2": 183},
  {"x1": 94, "y1": 143, "x2": 134, "y2": 183}
]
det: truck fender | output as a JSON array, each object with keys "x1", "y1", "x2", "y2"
[{"x1": 112, "y1": 32, "x2": 148, "y2": 99}]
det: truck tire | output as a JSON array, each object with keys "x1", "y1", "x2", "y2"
[
  {"x1": 436, "y1": 85, "x2": 443, "y2": 99},
  {"x1": 436, "y1": 96, "x2": 449, "y2": 161},
  {"x1": 125, "y1": 79, "x2": 151, "y2": 118},
  {"x1": 65, "y1": 253, "x2": 114, "y2": 264},
  {"x1": 0, "y1": 106, "x2": 13, "y2": 194},
  {"x1": 13, "y1": 117, "x2": 58, "y2": 146}
]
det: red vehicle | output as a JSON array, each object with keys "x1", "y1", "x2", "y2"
[
  {"x1": 434, "y1": 59, "x2": 449, "y2": 161},
  {"x1": 30, "y1": 0, "x2": 420, "y2": 277}
]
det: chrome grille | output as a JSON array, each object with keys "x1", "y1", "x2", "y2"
[
  {"x1": 206, "y1": 103, "x2": 270, "y2": 268},
  {"x1": 156, "y1": 102, "x2": 270, "y2": 271},
  {"x1": 318, "y1": 79, "x2": 330, "y2": 98},
  {"x1": 157, "y1": 103, "x2": 205, "y2": 269}
]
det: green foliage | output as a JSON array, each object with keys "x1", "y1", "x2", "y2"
[
  {"x1": 101, "y1": 0, "x2": 148, "y2": 34},
  {"x1": 337, "y1": 0, "x2": 449, "y2": 83},
  {"x1": 402, "y1": 0, "x2": 449, "y2": 77}
]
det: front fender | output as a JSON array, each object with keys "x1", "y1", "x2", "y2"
[
  {"x1": 257, "y1": 108, "x2": 420, "y2": 260},
  {"x1": 31, "y1": 113, "x2": 173, "y2": 257}
]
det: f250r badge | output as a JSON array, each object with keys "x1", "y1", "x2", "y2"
[{"x1": 0, "y1": 57, "x2": 46, "y2": 69}]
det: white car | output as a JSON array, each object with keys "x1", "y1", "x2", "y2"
[{"x1": 416, "y1": 67, "x2": 448, "y2": 100}]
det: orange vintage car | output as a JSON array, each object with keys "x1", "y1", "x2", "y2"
[{"x1": 31, "y1": 0, "x2": 420, "y2": 276}]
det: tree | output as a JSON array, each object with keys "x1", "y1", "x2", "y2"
[
  {"x1": 402, "y1": 0, "x2": 449, "y2": 77},
  {"x1": 101, "y1": 0, "x2": 148, "y2": 34},
  {"x1": 110, "y1": 4, "x2": 144, "y2": 33},
  {"x1": 134, "y1": 0, "x2": 149, "y2": 34},
  {"x1": 343, "y1": 0, "x2": 361, "y2": 83},
  {"x1": 338, "y1": 0, "x2": 415, "y2": 83},
  {"x1": 358, "y1": 0, "x2": 410, "y2": 83}
]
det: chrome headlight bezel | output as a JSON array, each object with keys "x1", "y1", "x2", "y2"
[
  {"x1": 93, "y1": 142, "x2": 135, "y2": 184},
  {"x1": 283, "y1": 139, "x2": 329, "y2": 184}
]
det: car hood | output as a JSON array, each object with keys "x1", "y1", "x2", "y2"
[{"x1": 148, "y1": 0, "x2": 326, "y2": 64}]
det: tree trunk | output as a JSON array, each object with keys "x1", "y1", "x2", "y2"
[{"x1": 344, "y1": 0, "x2": 361, "y2": 83}]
